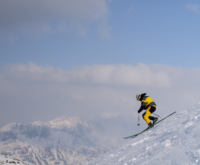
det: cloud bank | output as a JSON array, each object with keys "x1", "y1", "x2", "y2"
[
  {"x1": 3, "y1": 63, "x2": 171, "y2": 87},
  {"x1": 0, "y1": 63, "x2": 200, "y2": 129}
]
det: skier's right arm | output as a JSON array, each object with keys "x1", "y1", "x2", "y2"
[{"x1": 138, "y1": 102, "x2": 146, "y2": 113}]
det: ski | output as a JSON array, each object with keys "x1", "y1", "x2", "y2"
[{"x1": 124, "y1": 111, "x2": 176, "y2": 139}]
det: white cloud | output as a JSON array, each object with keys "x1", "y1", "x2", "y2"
[
  {"x1": 0, "y1": 0, "x2": 110, "y2": 37},
  {"x1": 1, "y1": 63, "x2": 200, "y2": 130},
  {"x1": 3, "y1": 63, "x2": 171, "y2": 88},
  {"x1": 186, "y1": 4, "x2": 200, "y2": 13}
]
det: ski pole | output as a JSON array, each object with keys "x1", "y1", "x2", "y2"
[
  {"x1": 137, "y1": 113, "x2": 140, "y2": 126},
  {"x1": 153, "y1": 113, "x2": 161, "y2": 118}
]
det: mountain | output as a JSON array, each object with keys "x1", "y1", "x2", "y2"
[
  {"x1": 86, "y1": 103, "x2": 200, "y2": 165},
  {"x1": 0, "y1": 154, "x2": 34, "y2": 165},
  {"x1": 0, "y1": 116, "x2": 112, "y2": 165}
]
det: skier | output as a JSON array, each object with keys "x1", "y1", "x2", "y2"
[{"x1": 136, "y1": 93, "x2": 158, "y2": 130}]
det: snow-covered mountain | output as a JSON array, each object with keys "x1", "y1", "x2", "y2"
[
  {"x1": 0, "y1": 154, "x2": 34, "y2": 165},
  {"x1": 87, "y1": 103, "x2": 200, "y2": 165},
  {"x1": 0, "y1": 116, "x2": 111, "y2": 165}
]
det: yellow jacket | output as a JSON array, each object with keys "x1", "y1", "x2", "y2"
[{"x1": 138, "y1": 93, "x2": 156, "y2": 113}]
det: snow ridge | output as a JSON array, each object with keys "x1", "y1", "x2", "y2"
[
  {"x1": 1, "y1": 116, "x2": 90, "y2": 131},
  {"x1": 47, "y1": 116, "x2": 90, "y2": 129},
  {"x1": 87, "y1": 103, "x2": 200, "y2": 165}
]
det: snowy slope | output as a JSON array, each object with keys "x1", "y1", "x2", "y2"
[
  {"x1": 87, "y1": 103, "x2": 200, "y2": 165},
  {"x1": 0, "y1": 154, "x2": 34, "y2": 165}
]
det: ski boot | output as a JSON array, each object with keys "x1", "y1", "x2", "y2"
[
  {"x1": 153, "y1": 117, "x2": 158, "y2": 125},
  {"x1": 146, "y1": 122, "x2": 154, "y2": 130}
]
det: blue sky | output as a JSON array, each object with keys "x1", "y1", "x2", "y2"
[
  {"x1": 1, "y1": 0, "x2": 200, "y2": 132},
  {"x1": 1, "y1": 0, "x2": 200, "y2": 69}
]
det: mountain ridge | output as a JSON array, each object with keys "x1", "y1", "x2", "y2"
[{"x1": 1, "y1": 116, "x2": 91, "y2": 131}]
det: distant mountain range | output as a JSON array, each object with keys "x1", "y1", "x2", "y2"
[{"x1": 0, "y1": 116, "x2": 113, "y2": 165}]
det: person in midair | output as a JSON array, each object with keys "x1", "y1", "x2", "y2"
[{"x1": 136, "y1": 93, "x2": 158, "y2": 130}]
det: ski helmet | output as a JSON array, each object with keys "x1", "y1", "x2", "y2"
[{"x1": 136, "y1": 93, "x2": 141, "y2": 101}]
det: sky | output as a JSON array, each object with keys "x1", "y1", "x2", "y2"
[{"x1": 1, "y1": 0, "x2": 200, "y2": 131}]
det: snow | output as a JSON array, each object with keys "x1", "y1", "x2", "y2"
[
  {"x1": 87, "y1": 103, "x2": 200, "y2": 165},
  {"x1": 31, "y1": 121, "x2": 45, "y2": 127},
  {"x1": 0, "y1": 123, "x2": 18, "y2": 132},
  {"x1": 0, "y1": 116, "x2": 90, "y2": 132},
  {"x1": 48, "y1": 116, "x2": 90, "y2": 129}
]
